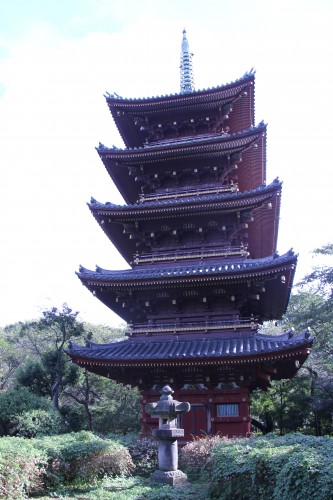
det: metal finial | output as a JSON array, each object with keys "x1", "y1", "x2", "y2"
[{"x1": 180, "y1": 29, "x2": 195, "y2": 93}]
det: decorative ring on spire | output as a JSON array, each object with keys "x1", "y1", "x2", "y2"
[{"x1": 180, "y1": 29, "x2": 195, "y2": 93}]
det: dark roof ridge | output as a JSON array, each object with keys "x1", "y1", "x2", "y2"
[
  {"x1": 88, "y1": 177, "x2": 280, "y2": 210},
  {"x1": 67, "y1": 328, "x2": 312, "y2": 352},
  {"x1": 104, "y1": 70, "x2": 255, "y2": 104},
  {"x1": 77, "y1": 248, "x2": 297, "y2": 278},
  {"x1": 97, "y1": 121, "x2": 265, "y2": 153},
  {"x1": 65, "y1": 328, "x2": 314, "y2": 361}
]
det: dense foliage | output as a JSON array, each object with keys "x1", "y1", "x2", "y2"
[
  {"x1": 0, "y1": 387, "x2": 57, "y2": 436},
  {"x1": 0, "y1": 305, "x2": 140, "y2": 437},
  {"x1": 0, "y1": 437, "x2": 46, "y2": 498},
  {"x1": 180, "y1": 433, "x2": 333, "y2": 499},
  {"x1": 180, "y1": 434, "x2": 227, "y2": 479},
  {"x1": 208, "y1": 434, "x2": 333, "y2": 499},
  {"x1": 0, "y1": 432, "x2": 134, "y2": 497},
  {"x1": 1, "y1": 431, "x2": 333, "y2": 498},
  {"x1": 251, "y1": 244, "x2": 333, "y2": 436},
  {"x1": 127, "y1": 437, "x2": 158, "y2": 476},
  {"x1": 13, "y1": 408, "x2": 64, "y2": 438}
]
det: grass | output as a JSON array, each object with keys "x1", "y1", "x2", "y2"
[{"x1": 37, "y1": 476, "x2": 209, "y2": 499}]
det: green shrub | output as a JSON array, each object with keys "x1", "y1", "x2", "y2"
[
  {"x1": 106, "y1": 431, "x2": 140, "y2": 447},
  {"x1": 13, "y1": 408, "x2": 64, "y2": 437},
  {"x1": 0, "y1": 432, "x2": 135, "y2": 497},
  {"x1": 34, "y1": 431, "x2": 135, "y2": 486},
  {"x1": 181, "y1": 434, "x2": 227, "y2": 479},
  {"x1": 208, "y1": 433, "x2": 333, "y2": 500},
  {"x1": 0, "y1": 388, "x2": 52, "y2": 436},
  {"x1": 128, "y1": 437, "x2": 158, "y2": 476},
  {"x1": 0, "y1": 437, "x2": 46, "y2": 498},
  {"x1": 92, "y1": 382, "x2": 141, "y2": 435},
  {"x1": 60, "y1": 403, "x2": 87, "y2": 432}
]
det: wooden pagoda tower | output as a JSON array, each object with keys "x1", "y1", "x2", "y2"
[{"x1": 67, "y1": 31, "x2": 313, "y2": 439}]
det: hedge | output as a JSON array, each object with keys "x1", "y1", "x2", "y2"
[
  {"x1": 0, "y1": 431, "x2": 134, "y2": 498},
  {"x1": 0, "y1": 437, "x2": 46, "y2": 498},
  {"x1": 208, "y1": 434, "x2": 333, "y2": 499}
]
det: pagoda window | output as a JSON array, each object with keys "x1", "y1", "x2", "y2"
[
  {"x1": 217, "y1": 403, "x2": 239, "y2": 417},
  {"x1": 183, "y1": 290, "x2": 199, "y2": 297},
  {"x1": 183, "y1": 223, "x2": 196, "y2": 230}
]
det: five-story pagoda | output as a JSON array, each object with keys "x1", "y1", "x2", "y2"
[{"x1": 67, "y1": 31, "x2": 313, "y2": 439}]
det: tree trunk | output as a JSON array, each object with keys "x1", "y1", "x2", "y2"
[
  {"x1": 279, "y1": 382, "x2": 284, "y2": 436},
  {"x1": 51, "y1": 351, "x2": 64, "y2": 409},
  {"x1": 84, "y1": 402, "x2": 94, "y2": 432},
  {"x1": 83, "y1": 370, "x2": 94, "y2": 431},
  {"x1": 51, "y1": 378, "x2": 60, "y2": 409}
]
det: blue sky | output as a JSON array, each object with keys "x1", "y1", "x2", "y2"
[{"x1": 0, "y1": 0, "x2": 332, "y2": 326}]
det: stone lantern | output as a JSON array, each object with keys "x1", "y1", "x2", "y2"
[{"x1": 145, "y1": 385, "x2": 191, "y2": 486}]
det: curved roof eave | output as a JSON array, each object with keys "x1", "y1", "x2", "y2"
[
  {"x1": 77, "y1": 249, "x2": 297, "y2": 285},
  {"x1": 88, "y1": 178, "x2": 281, "y2": 214},
  {"x1": 66, "y1": 328, "x2": 313, "y2": 364},
  {"x1": 105, "y1": 71, "x2": 255, "y2": 108},
  {"x1": 97, "y1": 122, "x2": 266, "y2": 158}
]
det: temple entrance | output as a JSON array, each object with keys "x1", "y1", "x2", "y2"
[
  {"x1": 180, "y1": 404, "x2": 210, "y2": 439},
  {"x1": 142, "y1": 389, "x2": 253, "y2": 439}
]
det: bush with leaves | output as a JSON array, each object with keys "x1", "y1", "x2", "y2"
[
  {"x1": 60, "y1": 403, "x2": 87, "y2": 432},
  {"x1": 92, "y1": 380, "x2": 142, "y2": 435},
  {"x1": 13, "y1": 408, "x2": 64, "y2": 437},
  {"x1": 0, "y1": 437, "x2": 47, "y2": 498},
  {"x1": 180, "y1": 434, "x2": 227, "y2": 479},
  {"x1": 0, "y1": 387, "x2": 53, "y2": 436},
  {"x1": 128, "y1": 437, "x2": 158, "y2": 476},
  {"x1": 33, "y1": 431, "x2": 135, "y2": 486},
  {"x1": 208, "y1": 433, "x2": 333, "y2": 500}
]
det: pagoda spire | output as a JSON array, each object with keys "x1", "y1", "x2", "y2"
[{"x1": 180, "y1": 29, "x2": 195, "y2": 93}]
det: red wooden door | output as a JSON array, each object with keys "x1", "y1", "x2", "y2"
[{"x1": 181, "y1": 404, "x2": 210, "y2": 439}]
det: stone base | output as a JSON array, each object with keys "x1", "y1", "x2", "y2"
[{"x1": 151, "y1": 469, "x2": 188, "y2": 487}]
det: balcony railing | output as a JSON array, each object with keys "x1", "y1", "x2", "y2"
[
  {"x1": 128, "y1": 317, "x2": 258, "y2": 335},
  {"x1": 133, "y1": 245, "x2": 249, "y2": 265},
  {"x1": 138, "y1": 183, "x2": 238, "y2": 203}
]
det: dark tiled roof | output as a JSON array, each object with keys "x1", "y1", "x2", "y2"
[
  {"x1": 89, "y1": 178, "x2": 280, "y2": 212},
  {"x1": 105, "y1": 71, "x2": 255, "y2": 105},
  {"x1": 78, "y1": 250, "x2": 296, "y2": 283},
  {"x1": 66, "y1": 329, "x2": 313, "y2": 364},
  {"x1": 97, "y1": 122, "x2": 265, "y2": 154}
]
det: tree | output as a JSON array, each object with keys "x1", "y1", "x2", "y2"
[
  {"x1": 15, "y1": 352, "x2": 79, "y2": 405},
  {"x1": 0, "y1": 331, "x2": 22, "y2": 390},
  {"x1": 6, "y1": 307, "x2": 140, "y2": 433},
  {"x1": 32, "y1": 304, "x2": 84, "y2": 408},
  {"x1": 251, "y1": 244, "x2": 333, "y2": 436},
  {"x1": 83, "y1": 322, "x2": 127, "y2": 343},
  {"x1": 2, "y1": 306, "x2": 141, "y2": 433},
  {"x1": 11, "y1": 305, "x2": 84, "y2": 408},
  {"x1": 61, "y1": 369, "x2": 100, "y2": 432},
  {"x1": 251, "y1": 377, "x2": 313, "y2": 435},
  {"x1": 0, "y1": 387, "x2": 53, "y2": 436},
  {"x1": 61, "y1": 370, "x2": 141, "y2": 434},
  {"x1": 92, "y1": 379, "x2": 141, "y2": 435},
  {"x1": 299, "y1": 243, "x2": 333, "y2": 297}
]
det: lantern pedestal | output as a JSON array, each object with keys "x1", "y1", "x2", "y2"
[{"x1": 145, "y1": 386, "x2": 190, "y2": 486}]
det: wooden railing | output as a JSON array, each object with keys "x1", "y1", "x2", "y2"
[
  {"x1": 138, "y1": 183, "x2": 238, "y2": 202},
  {"x1": 128, "y1": 317, "x2": 258, "y2": 335},
  {"x1": 133, "y1": 245, "x2": 249, "y2": 265}
]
